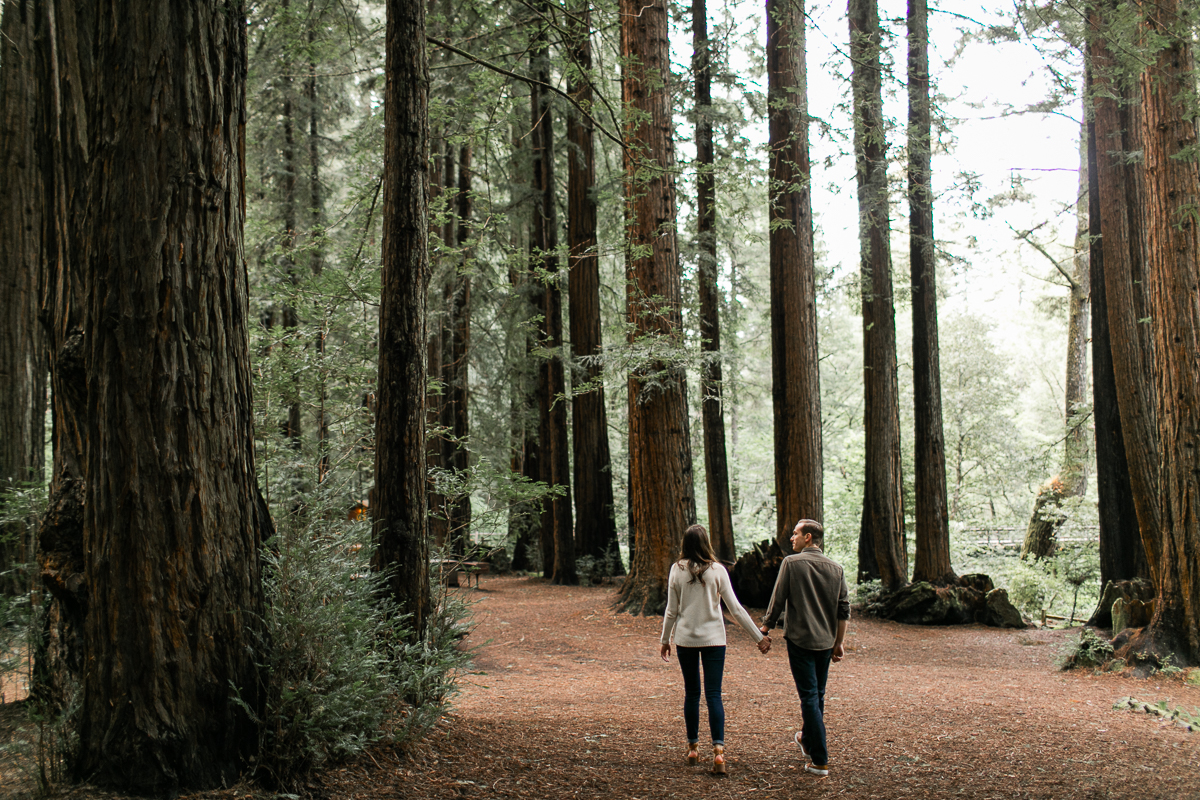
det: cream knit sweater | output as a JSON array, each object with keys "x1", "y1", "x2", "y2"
[{"x1": 660, "y1": 561, "x2": 765, "y2": 648}]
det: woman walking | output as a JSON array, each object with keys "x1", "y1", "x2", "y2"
[{"x1": 660, "y1": 524, "x2": 771, "y2": 774}]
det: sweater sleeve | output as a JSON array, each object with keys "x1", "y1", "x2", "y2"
[
  {"x1": 716, "y1": 565, "x2": 764, "y2": 642},
  {"x1": 660, "y1": 563, "x2": 681, "y2": 645}
]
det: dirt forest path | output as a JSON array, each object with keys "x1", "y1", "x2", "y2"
[{"x1": 331, "y1": 575, "x2": 1200, "y2": 800}]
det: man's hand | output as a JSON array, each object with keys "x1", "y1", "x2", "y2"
[
  {"x1": 757, "y1": 635, "x2": 771, "y2": 654},
  {"x1": 832, "y1": 642, "x2": 845, "y2": 662},
  {"x1": 660, "y1": 643, "x2": 671, "y2": 662}
]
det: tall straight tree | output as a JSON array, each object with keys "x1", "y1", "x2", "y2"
[
  {"x1": 694, "y1": 0, "x2": 736, "y2": 565},
  {"x1": 567, "y1": 3, "x2": 623, "y2": 575},
  {"x1": 1083, "y1": 9, "x2": 1148, "y2": 592},
  {"x1": 766, "y1": 0, "x2": 823, "y2": 552},
  {"x1": 1087, "y1": 0, "x2": 1160, "y2": 586},
  {"x1": 374, "y1": 0, "x2": 432, "y2": 635},
  {"x1": 1131, "y1": 0, "x2": 1200, "y2": 664},
  {"x1": 448, "y1": 144, "x2": 473, "y2": 553},
  {"x1": 38, "y1": 0, "x2": 271, "y2": 788},
  {"x1": 0, "y1": 0, "x2": 46, "y2": 593},
  {"x1": 850, "y1": 0, "x2": 907, "y2": 589},
  {"x1": 907, "y1": 0, "x2": 954, "y2": 585},
  {"x1": 617, "y1": 0, "x2": 696, "y2": 613},
  {"x1": 531, "y1": 3, "x2": 576, "y2": 584}
]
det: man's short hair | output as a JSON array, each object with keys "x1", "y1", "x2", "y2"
[{"x1": 795, "y1": 518, "x2": 824, "y2": 544}]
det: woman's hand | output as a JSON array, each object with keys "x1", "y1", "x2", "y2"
[
  {"x1": 757, "y1": 635, "x2": 771, "y2": 654},
  {"x1": 660, "y1": 643, "x2": 671, "y2": 662}
]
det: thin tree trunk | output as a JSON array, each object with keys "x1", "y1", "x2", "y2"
[
  {"x1": 427, "y1": 146, "x2": 454, "y2": 550},
  {"x1": 907, "y1": 0, "x2": 954, "y2": 585},
  {"x1": 308, "y1": 29, "x2": 330, "y2": 483},
  {"x1": 374, "y1": 0, "x2": 432, "y2": 637},
  {"x1": 40, "y1": 1, "x2": 271, "y2": 788},
  {"x1": 767, "y1": 0, "x2": 822, "y2": 553},
  {"x1": 617, "y1": 0, "x2": 696, "y2": 614},
  {"x1": 567, "y1": 3, "x2": 623, "y2": 576},
  {"x1": 1129, "y1": 0, "x2": 1200, "y2": 664},
  {"x1": 281, "y1": 0, "x2": 302, "y2": 449},
  {"x1": 0, "y1": 0, "x2": 47, "y2": 594},
  {"x1": 449, "y1": 144, "x2": 473, "y2": 554},
  {"x1": 694, "y1": 0, "x2": 736, "y2": 566},
  {"x1": 851, "y1": 0, "x2": 907, "y2": 590}
]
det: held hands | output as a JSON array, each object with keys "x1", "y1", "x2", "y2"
[
  {"x1": 757, "y1": 635, "x2": 771, "y2": 654},
  {"x1": 660, "y1": 642, "x2": 671, "y2": 662}
]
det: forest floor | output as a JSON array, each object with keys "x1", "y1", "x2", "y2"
[{"x1": 4, "y1": 573, "x2": 1200, "y2": 799}]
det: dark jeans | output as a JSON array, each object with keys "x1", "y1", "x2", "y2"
[
  {"x1": 676, "y1": 645, "x2": 726, "y2": 745},
  {"x1": 786, "y1": 639, "x2": 833, "y2": 766}
]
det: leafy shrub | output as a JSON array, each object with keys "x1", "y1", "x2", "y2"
[{"x1": 1059, "y1": 627, "x2": 1115, "y2": 670}]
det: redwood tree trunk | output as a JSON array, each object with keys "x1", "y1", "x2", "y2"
[
  {"x1": 0, "y1": 0, "x2": 47, "y2": 593},
  {"x1": 40, "y1": 1, "x2": 271, "y2": 789},
  {"x1": 374, "y1": 0, "x2": 432, "y2": 636},
  {"x1": 531, "y1": 8, "x2": 575, "y2": 584},
  {"x1": 694, "y1": 0, "x2": 736, "y2": 566},
  {"x1": 449, "y1": 144, "x2": 473, "y2": 554},
  {"x1": 1132, "y1": 0, "x2": 1200, "y2": 664},
  {"x1": 851, "y1": 0, "x2": 907, "y2": 589},
  {"x1": 907, "y1": 0, "x2": 954, "y2": 585},
  {"x1": 567, "y1": 4, "x2": 623, "y2": 576},
  {"x1": 767, "y1": 0, "x2": 823, "y2": 552},
  {"x1": 617, "y1": 0, "x2": 696, "y2": 614},
  {"x1": 1089, "y1": 0, "x2": 1161, "y2": 586}
]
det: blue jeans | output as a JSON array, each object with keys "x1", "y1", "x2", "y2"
[
  {"x1": 676, "y1": 645, "x2": 725, "y2": 745},
  {"x1": 786, "y1": 639, "x2": 833, "y2": 766}
]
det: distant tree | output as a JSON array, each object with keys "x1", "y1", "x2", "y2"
[
  {"x1": 850, "y1": 0, "x2": 907, "y2": 589},
  {"x1": 567, "y1": 3, "x2": 623, "y2": 575},
  {"x1": 530, "y1": 2, "x2": 575, "y2": 584},
  {"x1": 373, "y1": 0, "x2": 433, "y2": 635},
  {"x1": 617, "y1": 0, "x2": 697, "y2": 613},
  {"x1": 0, "y1": 0, "x2": 46, "y2": 594},
  {"x1": 695, "y1": 0, "x2": 736, "y2": 565},
  {"x1": 907, "y1": 0, "x2": 954, "y2": 585},
  {"x1": 40, "y1": 1, "x2": 271, "y2": 788},
  {"x1": 448, "y1": 144, "x2": 473, "y2": 553},
  {"x1": 767, "y1": 0, "x2": 823, "y2": 552}
]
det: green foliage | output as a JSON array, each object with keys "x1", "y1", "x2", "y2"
[
  {"x1": 1113, "y1": 697, "x2": 1200, "y2": 732},
  {"x1": 1060, "y1": 627, "x2": 1115, "y2": 670},
  {"x1": 243, "y1": 510, "x2": 474, "y2": 789}
]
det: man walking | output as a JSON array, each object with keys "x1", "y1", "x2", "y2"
[{"x1": 759, "y1": 519, "x2": 850, "y2": 777}]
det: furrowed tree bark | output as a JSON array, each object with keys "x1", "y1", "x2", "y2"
[
  {"x1": 1084, "y1": 30, "x2": 1148, "y2": 592},
  {"x1": 448, "y1": 144, "x2": 473, "y2": 554},
  {"x1": 374, "y1": 0, "x2": 432, "y2": 637},
  {"x1": 851, "y1": 0, "x2": 907, "y2": 590},
  {"x1": 39, "y1": 1, "x2": 272, "y2": 789},
  {"x1": 1088, "y1": 0, "x2": 1161, "y2": 587},
  {"x1": 0, "y1": 0, "x2": 47, "y2": 594},
  {"x1": 767, "y1": 0, "x2": 823, "y2": 553},
  {"x1": 531, "y1": 5, "x2": 576, "y2": 584},
  {"x1": 567, "y1": 4, "x2": 623, "y2": 576},
  {"x1": 694, "y1": 0, "x2": 736, "y2": 566},
  {"x1": 1127, "y1": 0, "x2": 1200, "y2": 665},
  {"x1": 907, "y1": 0, "x2": 954, "y2": 585},
  {"x1": 617, "y1": 0, "x2": 696, "y2": 614}
]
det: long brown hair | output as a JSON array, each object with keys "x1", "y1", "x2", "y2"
[{"x1": 679, "y1": 524, "x2": 717, "y2": 584}]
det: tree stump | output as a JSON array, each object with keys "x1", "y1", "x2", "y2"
[
  {"x1": 729, "y1": 539, "x2": 786, "y2": 608},
  {"x1": 863, "y1": 574, "x2": 1026, "y2": 628},
  {"x1": 1087, "y1": 578, "x2": 1154, "y2": 628}
]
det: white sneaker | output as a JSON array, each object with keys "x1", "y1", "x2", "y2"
[
  {"x1": 804, "y1": 763, "x2": 829, "y2": 777},
  {"x1": 794, "y1": 731, "x2": 808, "y2": 759}
]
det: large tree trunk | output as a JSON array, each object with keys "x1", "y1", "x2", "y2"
[
  {"x1": 766, "y1": 0, "x2": 822, "y2": 553},
  {"x1": 851, "y1": 0, "x2": 907, "y2": 590},
  {"x1": 0, "y1": 0, "x2": 47, "y2": 594},
  {"x1": 617, "y1": 0, "x2": 696, "y2": 614},
  {"x1": 567, "y1": 5, "x2": 623, "y2": 576},
  {"x1": 530, "y1": 7, "x2": 575, "y2": 584},
  {"x1": 39, "y1": 1, "x2": 271, "y2": 789},
  {"x1": 1128, "y1": 0, "x2": 1200, "y2": 665},
  {"x1": 694, "y1": 0, "x2": 736, "y2": 566},
  {"x1": 374, "y1": 0, "x2": 432, "y2": 637},
  {"x1": 1088, "y1": 0, "x2": 1161, "y2": 587},
  {"x1": 907, "y1": 0, "x2": 954, "y2": 585},
  {"x1": 448, "y1": 144, "x2": 473, "y2": 554}
]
